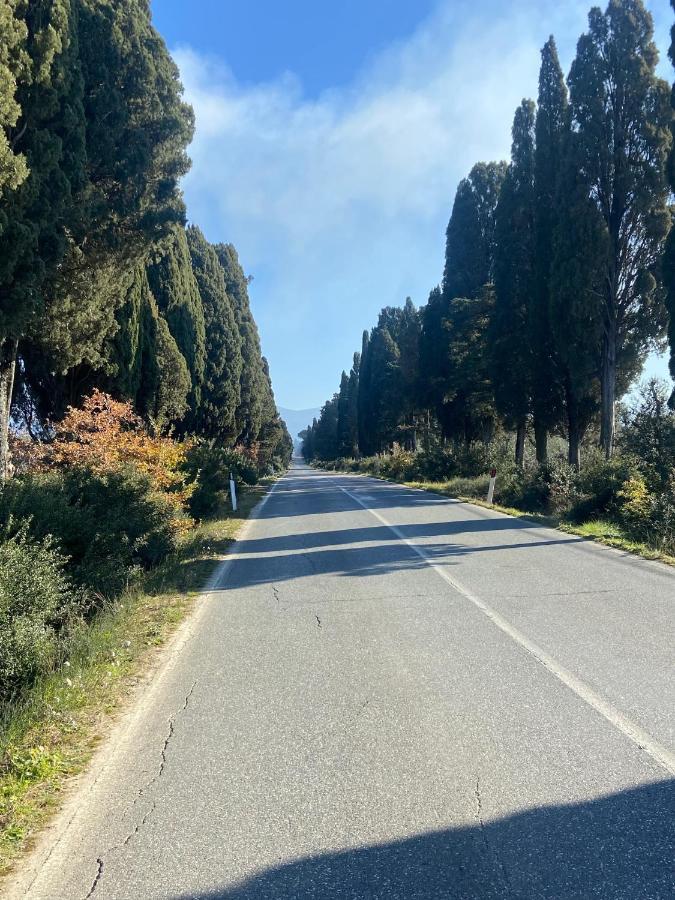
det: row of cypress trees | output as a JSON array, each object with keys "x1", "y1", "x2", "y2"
[
  {"x1": 305, "y1": 0, "x2": 675, "y2": 471},
  {"x1": 0, "y1": 0, "x2": 290, "y2": 476}
]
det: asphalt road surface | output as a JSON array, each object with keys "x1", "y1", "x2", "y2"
[{"x1": 10, "y1": 464, "x2": 675, "y2": 899}]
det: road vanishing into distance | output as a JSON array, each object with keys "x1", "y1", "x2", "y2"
[{"x1": 10, "y1": 464, "x2": 675, "y2": 899}]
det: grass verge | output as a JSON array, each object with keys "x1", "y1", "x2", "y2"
[{"x1": 0, "y1": 481, "x2": 269, "y2": 879}]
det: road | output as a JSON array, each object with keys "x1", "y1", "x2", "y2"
[{"x1": 9, "y1": 464, "x2": 675, "y2": 899}]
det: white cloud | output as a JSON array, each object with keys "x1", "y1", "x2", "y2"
[{"x1": 174, "y1": 0, "x2": 671, "y2": 408}]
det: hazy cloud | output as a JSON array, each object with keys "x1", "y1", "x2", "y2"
[{"x1": 175, "y1": 0, "x2": 671, "y2": 407}]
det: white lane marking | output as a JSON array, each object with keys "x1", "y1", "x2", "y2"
[{"x1": 339, "y1": 484, "x2": 675, "y2": 776}]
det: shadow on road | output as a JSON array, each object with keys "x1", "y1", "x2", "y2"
[{"x1": 172, "y1": 779, "x2": 675, "y2": 899}]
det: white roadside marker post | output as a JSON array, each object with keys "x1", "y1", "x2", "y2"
[
  {"x1": 229, "y1": 471, "x2": 238, "y2": 512},
  {"x1": 486, "y1": 467, "x2": 497, "y2": 505}
]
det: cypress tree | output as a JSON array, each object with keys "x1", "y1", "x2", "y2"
[
  {"x1": 357, "y1": 330, "x2": 372, "y2": 456},
  {"x1": 336, "y1": 371, "x2": 351, "y2": 458},
  {"x1": 146, "y1": 226, "x2": 206, "y2": 426},
  {"x1": 492, "y1": 100, "x2": 536, "y2": 467},
  {"x1": 550, "y1": 128, "x2": 605, "y2": 470},
  {"x1": 313, "y1": 396, "x2": 339, "y2": 461},
  {"x1": 346, "y1": 352, "x2": 360, "y2": 457},
  {"x1": 0, "y1": 0, "x2": 86, "y2": 475},
  {"x1": 532, "y1": 36, "x2": 568, "y2": 462},
  {"x1": 186, "y1": 225, "x2": 242, "y2": 443},
  {"x1": 662, "y1": 0, "x2": 675, "y2": 406},
  {"x1": 0, "y1": 0, "x2": 29, "y2": 199},
  {"x1": 214, "y1": 243, "x2": 267, "y2": 447},
  {"x1": 444, "y1": 287, "x2": 497, "y2": 446},
  {"x1": 569, "y1": 0, "x2": 672, "y2": 458},
  {"x1": 368, "y1": 325, "x2": 401, "y2": 452},
  {"x1": 443, "y1": 162, "x2": 508, "y2": 302}
]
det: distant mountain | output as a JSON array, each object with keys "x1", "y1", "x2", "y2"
[{"x1": 278, "y1": 406, "x2": 321, "y2": 451}]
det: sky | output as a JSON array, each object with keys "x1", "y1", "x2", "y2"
[{"x1": 151, "y1": 0, "x2": 673, "y2": 411}]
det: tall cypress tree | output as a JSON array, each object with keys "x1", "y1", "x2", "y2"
[
  {"x1": 357, "y1": 329, "x2": 372, "y2": 456},
  {"x1": 0, "y1": 0, "x2": 86, "y2": 475},
  {"x1": 532, "y1": 36, "x2": 568, "y2": 462},
  {"x1": 187, "y1": 225, "x2": 242, "y2": 443},
  {"x1": 0, "y1": 0, "x2": 28, "y2": 199},
  {"x1": 346, "y1": 352, "x2": 360, "y2": 457},
  {"x1": 336, "y1": 370, "x2": 351, "y2": 458},
  {"x1": 662, "y1": 0, "x2": 675, "y2": 407},
  {"x1": 146, "y1": 226, "x2": 206, "y2": 425},
  {"x1": 368, "y1": 324, "x2": 401, "y2": 452},
  {"x1": 569, "y1": 0, "x2": 671, "y2": 458},
  {"x1": 550, "y1": 127, "x2": 605, "y2": 470},
  {"x1": 492, "y1": 100, "x2": 536, "y2": 467},
  {"x1": 214, "y1": 243, "x2": 267, "y2": 447}
]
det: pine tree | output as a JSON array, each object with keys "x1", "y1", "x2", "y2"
[
  {"x1": 187, "y1": 225, "x2": 242, "y2": 443},
  {"x1": 214, "y1": 243, "x2": 267, "y2": 447},
  {"x1": 492, "y1": 100, "x2": 536, "y2": 467},
  {"x1": 146, "y1": 226, "x2": 206, "y2": 426},
  {"x1": 569, "y1": 0, "x2": 672, "y2": 457},
  {"x1": 532, "y1": 36, "x2": 568, "y2": 462}
]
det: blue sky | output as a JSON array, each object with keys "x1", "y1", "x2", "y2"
[{"x1": 152, "y1": 0, "x2": 673, "y2": 411}]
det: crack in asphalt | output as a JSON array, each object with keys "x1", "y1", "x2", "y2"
[
  {"x1": 83, "y1": 857, "x2": 103, "y2": 899},
  {"x1": 474, "y1": 776, "x2": 514, "y2": 896},
  {"x1": 82, "y1": 681, "x2": 198, "y2": 898},
  {"x1": 315, "y1": 614, "x2": 322, "y2": 628}
]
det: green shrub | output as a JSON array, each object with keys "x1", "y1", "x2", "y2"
[
  {"x1": 0, "y1": 528, "x2": 77, "y2": 700},
  {"x1": 0, "y1": 466, "x2": 182, "y2": 600},
  {"x1": 183, "y1": 444, "x2": 258, "y2": 519}
]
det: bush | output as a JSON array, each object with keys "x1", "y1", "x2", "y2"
[
  {"x1": 0, "y1": 528, "x2": 78, "y2": 700},
  {"x1": 0, "y1": 466, "x2": 183, "y2": 600},
  {"x1": 183, "y1": 444, "x2": 258, "y2": 519}
]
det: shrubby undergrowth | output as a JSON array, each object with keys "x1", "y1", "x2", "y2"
[{"x1": 0, "y1": 390, "x2": 284, "y2": 704}]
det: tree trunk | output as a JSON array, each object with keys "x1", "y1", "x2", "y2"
[
  {"x1": 534, "y1": 419, "x2": 548, "y2": 466},
  {"x1": 515, "y1": 420, "x2": 526, "y2": 470},
  {"x1": 0, "y1": 339, "x2": 18, "y2": 482},
  {"x1": 600, "y1": 314, "x2": 617, "y2": 460}
]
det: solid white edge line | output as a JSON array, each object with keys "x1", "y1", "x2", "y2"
[{"x1": 338, "y1": 483, "x2": 675, "y2": 777}]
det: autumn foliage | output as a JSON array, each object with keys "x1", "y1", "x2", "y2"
[{"x1": 13, "y1": 391, "x2": 193, "y2": 509}]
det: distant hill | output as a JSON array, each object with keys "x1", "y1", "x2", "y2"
[{"x1": 278, "y1": 406, "x2": 321, "y2": 451}]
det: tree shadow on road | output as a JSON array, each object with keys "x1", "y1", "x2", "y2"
[{"x1": 171, "y1": 779, "x2": 675, "y2": 899}]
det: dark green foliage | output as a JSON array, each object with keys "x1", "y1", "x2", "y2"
[
  {"x1": 336, "y1": 371, "x2": 351, "y2": 458},
  {"x1": 443, "y1": 287, "x2": 497, "y2": 445},
  {"x1": 214, "y1": 244, "x2": 266, "y2": 446},
  {"x1": 146, "y1": 227, "x2": 206, "y2": 424},
  {"x1": 112, "y1": 264, "x2": 191, "y2": 430},
  {"x1": 0, "y1": 466, "x2": 181, "y2": 598},
  {"x1": 550, "y1": 127, "x2": 606, "y2": 469},
  {"x1": 568, "y1": 0, "x2": 672, "y2": 456},
  {"x1": 357, "y1": 330, "x2": 372, "y2": 456},
  {"x1": 0, "y1": 0, "x2": 29, "y2": 199},
  {"x1": 0, "y1": 527, "x2": 76, "y2": 700},
  {"x1": 312, "y1": 396, "x2": 339, "y2": 461},
  {"x1": 186, "y1": 226, "x2": 242, "y2": 443},
  {"x1": 492, "y1": 100, "x2": 536, "y2": 462},
  {"x1": 183, "y1": 443, "x2": 258, "y2": 520},
  {"x1": 532, "y1": 37, "x2": 568, "y2": 458},
  {"x1": 663, "y1": 0, "x2": 675, "y2": 406}
]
